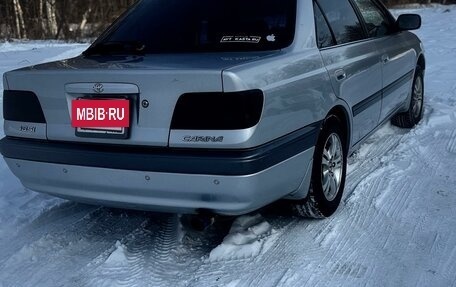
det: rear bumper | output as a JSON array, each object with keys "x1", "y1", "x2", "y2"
[{"x1": 0, "y1": 124, "x2": 319, "y2": 215}]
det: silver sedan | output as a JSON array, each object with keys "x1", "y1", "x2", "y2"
[{"x1": 1, "y1": 0, "x2": 425, "y2": 218}]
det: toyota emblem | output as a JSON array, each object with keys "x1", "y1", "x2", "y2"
[{"x1": 93, "y1": 83, "x2": 104, "y2": 94}]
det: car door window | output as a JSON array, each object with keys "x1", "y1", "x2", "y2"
[
  {"x1": 353, "y1": 0, "x2": 394, "y2": 37},
  {"x1": 314, "y1": 3, "x2": 335, "y2": 48},
  {"x1": 316, "y1": 0, "x2": 366, "y2": 45}
]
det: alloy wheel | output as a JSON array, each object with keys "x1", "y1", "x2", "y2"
[{"x1": 321, "y1": 133, "x2": 344, "y2": 202}]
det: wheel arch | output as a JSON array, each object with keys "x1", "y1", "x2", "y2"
[
  {"x1": 324, "y1": 104, "x2": 352, "y2": 152},
  {"x1": 417, "y1": 53, "x2": 426, "y2": 71}
]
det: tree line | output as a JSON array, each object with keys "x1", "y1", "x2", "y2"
[
  {"x1": 0, "y1": 0, "x2": 454, "y2": 41},
  {"x1": 0, "y1": 0, "x2": 136, "y2": 41}
]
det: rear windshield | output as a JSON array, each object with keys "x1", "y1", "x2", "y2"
[{"x1": 95, "y1": 0, "x2": 297, "y2": 53}]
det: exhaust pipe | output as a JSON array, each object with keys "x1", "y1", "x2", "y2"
[
  {"x1": 189, "y1": 214, "x2": 216, "y2": 231},
  {"x1": 181, "y1": 211, "x2": 217, "y2": 231},
  {"x1": 181, "y1": 210, "x2": 235, "y2": 232}
]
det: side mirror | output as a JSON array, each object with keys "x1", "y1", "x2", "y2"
[{"x1": 396, "y1": 14, "x2": 422, "y2": 31}]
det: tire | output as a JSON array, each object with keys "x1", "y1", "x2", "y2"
[
  {"x1": 292, "y1": 115, "x2": 348, "y2": 218},
  {"x1": 391, "y1": 66, "x2": 424, "y2": 128}
]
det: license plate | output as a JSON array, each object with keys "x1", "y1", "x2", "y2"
[{"x1": 72, "y1": 98, "x2": 130, "y2": 139}]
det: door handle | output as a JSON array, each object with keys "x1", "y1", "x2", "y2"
[
  {"x1": 381, "y1": 55, "x2": 390, "y2": 63},
  {"x1": 335, "y1": 69, "x2": 346, "y2": 81}
]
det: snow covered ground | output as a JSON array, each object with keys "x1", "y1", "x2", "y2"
[{"x1": 1, "y1": 6, "x2": 456, "y2": 287}]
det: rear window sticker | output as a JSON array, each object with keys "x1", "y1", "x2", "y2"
[
  {"x1": 221, "y1": 36, "x2": 262, "y2": 44},
  {"x1": 266, "y1": 34, "x2": 276, "y2": 42}
]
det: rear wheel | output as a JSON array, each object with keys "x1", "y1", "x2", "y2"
[
  {"x1": 292, "y1": 115, "x2": 347, "y2": 218},
  {"x1": 391, "y1": 66, "x2": 424, "y2": 128}
]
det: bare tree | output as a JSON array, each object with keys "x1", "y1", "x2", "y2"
[
  {"x1": 12, "y1": 0, "x2": 26, "y2": 38},
  {"x1": 79, "y1": 6, "x2": 92, "y2": 34},
  {"x1": 39, "y1": 0, "x2": 47, "y2": 37},
  {"x1": 45, "y1": 0, "x2": 58, "y2": 37}
]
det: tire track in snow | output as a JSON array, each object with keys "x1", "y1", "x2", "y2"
[
  {"x1": 323, "y1": 177, "x2": 387, "y2": 284},
  {"x1": 442, "y1": 245, "x2": 456, "y2": 285},
  {"x1": 322, "y1": 178, "x2": 421, "y2": 285},
  {"x1": 383, "y1": 180, "x2": 415, "y2": 219},
  {"x1": 354, "y1": 144, "x2": 456, "y2": 287},
  {"x1": 342, "y1": 179, "x2": 397, "y2": 284},
  {"x1": 0, "y1": 202, "x2": 97, "y2": 266},
  {"x1": 319, "y1": 176, "x2": 391, "y2": 285},
  {"x1": 406, "y1": 180, "x2": 456, "y2": 286},
  {"x1": 83, "y1": 214, "x2": 195, "y2": 287},
  {"x1": 447, "y1": 129, "x2": 456, "y2": 154},
  {"x1": 344, "y1": 132, "x2": 404, "y2": 201},
  {"x1": 0, "y1": 207, "x2": 148, "y2": 287}
]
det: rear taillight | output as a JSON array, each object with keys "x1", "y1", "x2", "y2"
[
  {"x1": 171, "y1": 90, "x2": 264, "y2": 130},
  {"x1": 3, "y1": 90, "x2": 46, "y2": 123}
]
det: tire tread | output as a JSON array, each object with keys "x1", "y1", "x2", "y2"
[{"x1": 293, "y1": 191, "x2": 325, "y2": 219}]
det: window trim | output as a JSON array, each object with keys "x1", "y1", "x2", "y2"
[
  {"x1": 373, "y1": 0, "x2": 399, "y2": 28},
  {"x1": 313, "y1": 1, "x2": 336, "y2": 49},
  {"x1": 348, "y1": 0, "x2": 370, "y2": 38},
  {"x1": 319, "y1": 36, "x2": 380, "y2": 51}
]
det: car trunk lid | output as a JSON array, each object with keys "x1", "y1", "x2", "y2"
[{"x1": 4, "y1": 52, "x2": 274, "y2": 146}]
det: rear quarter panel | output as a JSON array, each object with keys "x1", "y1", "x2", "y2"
[{"x1": 223, "y1": 50, "x2": 335, "y2": 147}]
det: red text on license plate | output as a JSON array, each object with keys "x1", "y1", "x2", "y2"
[{"x1": 72, "y1": 99, "x2": 130, "y2": 128}]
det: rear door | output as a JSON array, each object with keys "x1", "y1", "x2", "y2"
[
  {"x1": 315, "y1": 0, "x2": 383, "y2": 145},
  {"x1": 352, "y1": 0, "x2": 416, "y2": 121}
]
